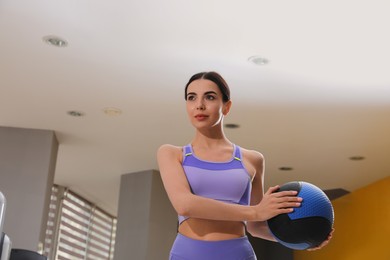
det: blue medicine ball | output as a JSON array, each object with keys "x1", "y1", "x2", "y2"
[{"x1": 267, "y1": 181, "x2": 334, "y2": 250}]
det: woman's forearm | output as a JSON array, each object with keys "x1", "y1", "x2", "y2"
[
  {"x1": 177, "y1": 193, "x2": 260, "y2": 222},
  {"x1": 247, "y1": 221, "x2": 277, "y2": 242}
]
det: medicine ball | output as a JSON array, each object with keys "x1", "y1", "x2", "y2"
[{"x1": 267, "y1": 181, "x2": 334, "y2": 250}]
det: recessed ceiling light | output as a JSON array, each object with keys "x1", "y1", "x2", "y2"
[
  {"x1": 103, "y1": 107, "x2": 122, "y2": 116},
  {"x1": 225, "y1": 123, "x2": 240, "y2": 129},
  {"x1": 349, "y1": 156, "x2": 365, "y2": 161},
  {"x1": 43, "y1": 35, "x2": 68, "y2": 47},
  {"x1": 248, "y1": 55, "x2": 269, "y2": 66},
  {"x1": 67, "y1": 110, "x2": 85, "y2": 117},
  {"x1": 279, "y1": 167, "x2": 293, "y2": 171}
]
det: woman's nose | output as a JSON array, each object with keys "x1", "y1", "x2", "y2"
[{"x1": 196, "y1": 100, "x2": 205, "y2": 110}]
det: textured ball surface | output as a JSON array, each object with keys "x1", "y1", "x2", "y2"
[{"x1": 267, "y1": 181, "x2": 334, "y2": 250}]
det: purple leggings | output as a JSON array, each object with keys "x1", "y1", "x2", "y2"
[{"x1": 169, "y1": 233, "x2": 257, "y2": 260}]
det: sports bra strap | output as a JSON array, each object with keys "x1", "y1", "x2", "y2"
[
  {"x1": 183, "y1": 145, "x2": 192, "y2": 157},
  {"x1": 233, "y1": 145, "x2": 242, "y2": 161}
]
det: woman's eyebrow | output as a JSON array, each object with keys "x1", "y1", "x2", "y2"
[
  {"x1": 186, "y1": 91, "x2": 218, "y2": 97},
  {"x1": 204, "y1": 91, "x2": 218, "y2": 95}
]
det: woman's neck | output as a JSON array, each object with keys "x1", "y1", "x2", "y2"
[{"x1": 192, "y1": 128, "x2": 231, "y2": 149}]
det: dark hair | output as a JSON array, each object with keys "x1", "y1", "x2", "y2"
[{"x1": 185, "y1": 71, "x2": 230, "y2": 102}]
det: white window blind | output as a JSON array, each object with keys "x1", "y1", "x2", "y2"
[{"x1": 43, "y1": 185, "x2": 116, "y2": 260}]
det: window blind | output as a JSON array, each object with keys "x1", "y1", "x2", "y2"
[{"x1": 44, "y1": 185, "x2": 116, "y2": 260}]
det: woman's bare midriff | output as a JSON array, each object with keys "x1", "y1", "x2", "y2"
[{"x1": 178, "y1": 218, "x2": 246, "y2": 241}]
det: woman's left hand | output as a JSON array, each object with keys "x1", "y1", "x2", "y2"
[{"x1": 307, "y1": 228, "x2": 334, "y2": 251}]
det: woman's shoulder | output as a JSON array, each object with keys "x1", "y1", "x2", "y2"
[
  {"x1": 238, "y1": 146, "x2": 264, "y2": 163},
  {"x1": 157, "y1": 144, "x2": 184, "y2": 157}
]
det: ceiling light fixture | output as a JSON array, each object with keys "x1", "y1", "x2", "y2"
[
  {"x1": 279, "y1": 167, "x2": 293, "y2": 171},
  {"x1": 248, "y1": 55, "x2": 269, "y2": 66},
  {"x1": 43, "y1": 35, "x2": 68, "y2": 47},
  {"x1": 225, "y1": 123, "x2": 240, "y2": 129},
  {"x1": 67, "y1": 110, "x2": 85, "y2": 117},
  {"x1": 349, "y1": 156, "x2": 365, "y2": 161},
  {"x1": 103, "y1": 107, "x2": 122, "y2": 116}
]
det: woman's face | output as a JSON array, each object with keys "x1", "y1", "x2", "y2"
[{"x1": 185, "y1": 79, "x2": 231, "y2": 129}]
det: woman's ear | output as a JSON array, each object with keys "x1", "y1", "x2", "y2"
[{"x1": 223, "y1": 100, "x2": 232, "y2": 116}]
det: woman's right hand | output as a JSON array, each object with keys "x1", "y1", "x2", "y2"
[{"x1": 254, "y1": 185, "x2": 302, "y2": 221}]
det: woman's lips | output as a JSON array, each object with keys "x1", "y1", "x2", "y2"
[{"x1": 195, "y1": 114, "x2": 208, "y2": 120}]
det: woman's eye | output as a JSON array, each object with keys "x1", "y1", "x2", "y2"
[
  {"x1": 187, "y1": 95, "x2": 196, "y2": 101},
  {"x1": 206, "y1": 95, "x2": 216, "y2": 100}
]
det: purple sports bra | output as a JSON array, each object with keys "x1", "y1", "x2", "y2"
[{"x1": 178, "y1": 144, "x2": 252, "y2": 225}]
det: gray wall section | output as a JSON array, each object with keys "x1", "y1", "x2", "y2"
[
  {"x1": 0, "y1": 126, "x2": 58, "y2": 251},
  {"x1": 146, "y1": 171, "x2": 178, "y2": 260},
  {"x1": 114, "y1": 170, "x2": 177, "y2": 260}
]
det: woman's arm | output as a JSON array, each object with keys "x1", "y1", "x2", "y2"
[
  {"x1": 244, "y1": 149, "x2": 279, "y2": 241},
  {"x1": 157, "y1": 144, "x2": 300, "y2": 222}
]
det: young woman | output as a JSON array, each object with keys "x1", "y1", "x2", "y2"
[{"x1": 157, "y1": 72, "x2": 332, "y2": 259}]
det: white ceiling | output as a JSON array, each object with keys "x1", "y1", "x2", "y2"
[{"x1": 1, "y1": 0, "x2": 389, "y2": 216}]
